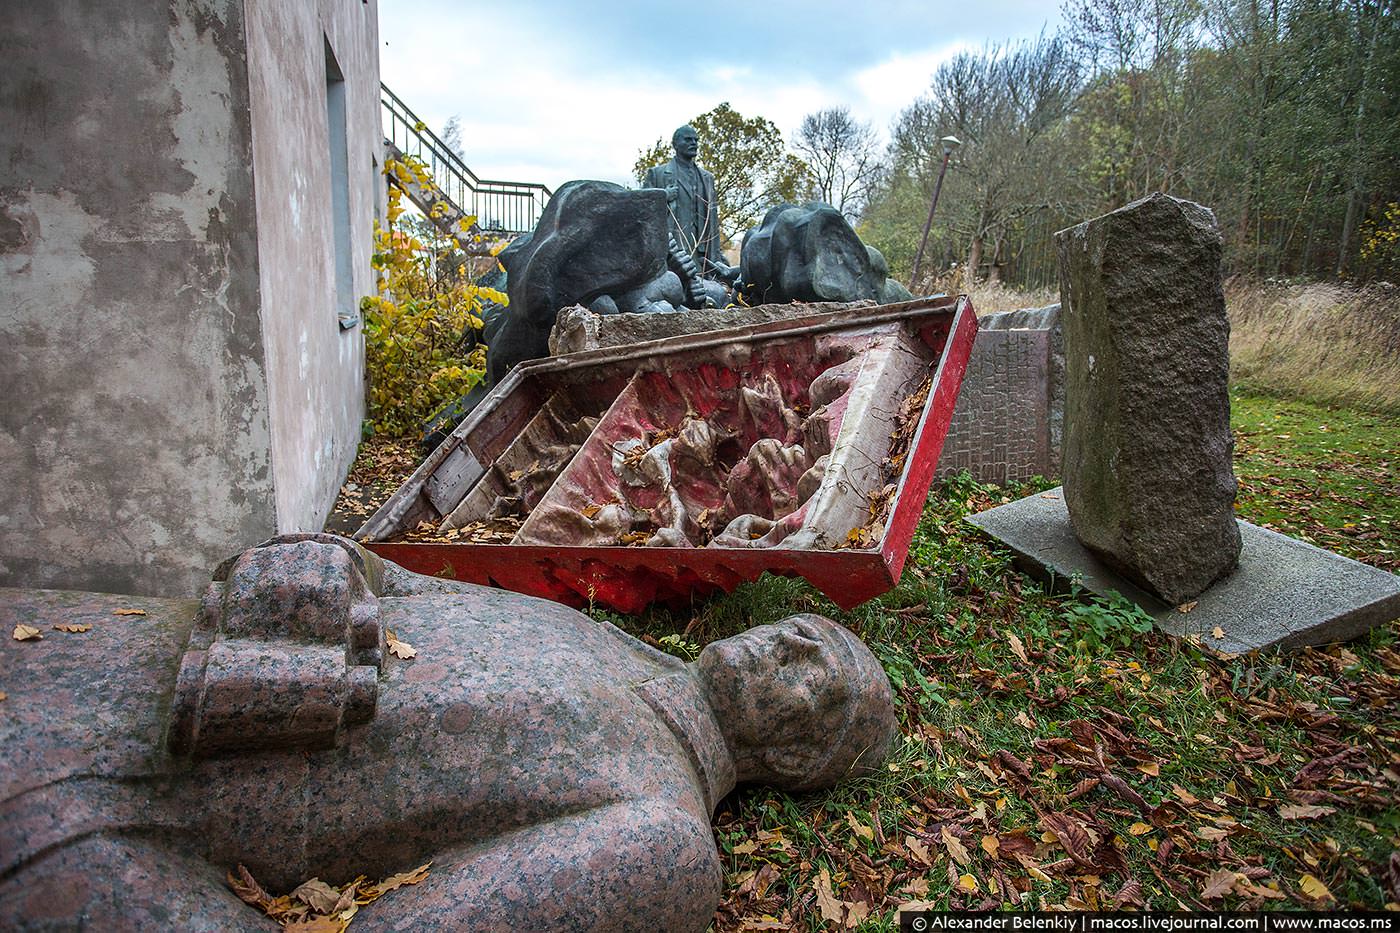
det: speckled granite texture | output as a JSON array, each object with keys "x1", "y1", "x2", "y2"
[{"x1": 1, "y1": 535, "x2": 896, "y2": 931}]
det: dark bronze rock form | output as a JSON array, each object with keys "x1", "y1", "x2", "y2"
[
  {"x1": 1056, "y1": 193, "x2": 1242, "y2": 605},
  {"x1": 742, "y1": 202, "x2": 890, "y2": 306},
  {"x1": 0, "y1": 534, "x2": 897, "y2": 931},
  {"x1": 487, "y1": 180, "x2": 672, "y2": 385}
]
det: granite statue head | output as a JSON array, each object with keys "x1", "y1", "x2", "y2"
[
  {"x1": 698, "y1": 613, "x2": 898, "y2": 792},
  {"x1": 672, "y1": 124, "x2": 700, "y2": 162}
]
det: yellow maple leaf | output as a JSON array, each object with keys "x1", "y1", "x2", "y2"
[{"x1": 1298, "y1": 873, "x2": 1334, "y2": 901}]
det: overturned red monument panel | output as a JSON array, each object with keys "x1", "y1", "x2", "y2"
[{"x1": 357, "y1": 297, "x2": 977, "y2": 613}]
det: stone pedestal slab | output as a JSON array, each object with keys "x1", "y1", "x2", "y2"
[{"x1": 968, "y1": 488, "x2": 1400, "y2": 655}]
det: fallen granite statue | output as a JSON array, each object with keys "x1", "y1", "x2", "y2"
[{"x1": 0, "y1": 534, "x2": 898, "y2": 931}]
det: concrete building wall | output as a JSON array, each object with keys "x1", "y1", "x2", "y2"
[
  {"x1": 0, "y1": 0, "x2": 380, "y2": 596},
  {"x1": 244, "y1": 0, "x2": 379, "y2": 534},
  {"x1": 0, "y1": 1, "x2": 277, "y2": 596}
]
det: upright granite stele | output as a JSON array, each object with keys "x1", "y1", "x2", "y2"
[
  {"x1": 968, "y1": 193, "x2": 1400, "y2": 654},
  {"x1": 0, "y1": 535, "x2": 898, "y2": 931},
  {"x1": 1058, "y1": 193, "x2": 1242, "y2": 605}
]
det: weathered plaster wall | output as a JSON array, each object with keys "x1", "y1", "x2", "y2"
[
  {"x1": 245, "y1": 0, "x2": 379, "y2": 533},
  {"x1": 0, "y1": 1, "x2": 277, "y2": 596}
]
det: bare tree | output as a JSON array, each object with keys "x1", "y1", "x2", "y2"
[
  {"x1": 440, "y1": 115, "x2": 465, "y2": 159},
  {"x1": 791, "y1": 107, "x2": 883, "y2": 221},
  {"x1": 887, "y1": 33, "x2": 1085, "y2": 285}
]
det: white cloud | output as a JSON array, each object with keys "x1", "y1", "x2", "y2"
[
  {"x1": 848, "y1": 42, "x2": 973, "y2": 136},
  {"x1": 378, "y1": 5, "x2": 1040, "y2": 191}
]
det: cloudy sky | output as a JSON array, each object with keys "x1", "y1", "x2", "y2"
[{"x1": 379, "y1": 1, "x2": 1063, "y2": 191}]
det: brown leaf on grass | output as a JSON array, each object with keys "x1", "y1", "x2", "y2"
[
  {"x1": 813, "y1": 869, "x2": 844, "y2": 924},
  {"x1": 904, "y1": 835, "x2": 932, "y2": 866},
  {"x1": 1040, "y1": 812, "x2": 1097, "y2": 869},
  {"x1": 843, "y1": 900, "x2": 870, "y2": 928},
  {"x1": 1136, "y1": 760, "x2": 1161, "y2": 777},
  {"x1": 980, "y1": 834, "x2": 999, "y2": 858},
  {"x1": 995, "y1": 831, "x2": 1036, "y2": 861},
  {"x1": 1067, "y1": 776, "x2": 1101, "y2": 800},
  {"x1": 1278, "y1": 803, "x2": 1336, "y2": 820},
  {"x1": 1100, "y1": 773, "x2": 1151, "y2": 813},
  {"x1": 941, "y1": 826, "x2": 971, "y2": 867},
  {"x1": 227, "y1": 865, "x2": 276, "y2": 912},
  {"x1": 292, "y1": 879, "x2": 340, "y2": 914},
  {"x1": 1200, "y1": 868, "x2": 1238, "y2": 901},
  {"x1": 994, "y1": 865, "x2": 1021, "y2": 905},
  {"x1": 1113, "y1": 878, "x2": 1146, "y2": 909},
  {"x1": 52, "y1": 623, "x2": 92, "y2": 633},
  {"x1": 386, "y1": 630, "x2": 416, "y2": 660},
  {"x1": 1014, "y1": 852, "x2": 1054, "y2": 883},
  {"x1": 1007, "y1": 632, "x2": 1029, "y2": 663},
  {"x1": 113, "y1": 608, "x2": 147, "y2": 616},
  {"x1": 845, "y1": 812, "x2": 874, "y2": 842},
  {"x1": 12, "y1": 624, "x2": 42, "y2": 641},
  {"x1": 993, "y1": 750, "x2": 1033, "y2": 787}
]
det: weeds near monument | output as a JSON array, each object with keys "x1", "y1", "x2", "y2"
[
  {"x1": 360, "y1": 157, "x2": 502, "y2": 437},
  {"x1": 1062, "y1": 589, "x2": 1155, "y2": 650},
  {"x1": 1228, "y1": 278, "x2": 1400, "y2": 415},
  {"x1": 590, "y1": 399, "x2": 1399, "y2": 921}
]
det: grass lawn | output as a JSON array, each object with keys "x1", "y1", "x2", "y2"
[{"x1": 585, "y1": 390, "x2": 1400, "y2": 927}]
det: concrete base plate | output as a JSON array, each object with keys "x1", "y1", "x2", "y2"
[{"x1": 967, "y1": 487, "x2": 1400, "y2": 654}]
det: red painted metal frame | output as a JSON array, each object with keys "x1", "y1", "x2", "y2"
[{"x1": 365, "y1": 300, "x2": 979, "y2": 614}]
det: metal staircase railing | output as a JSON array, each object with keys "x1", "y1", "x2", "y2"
[{"x1": 380, "y1": 83, "x2": 552, "y2": 237}]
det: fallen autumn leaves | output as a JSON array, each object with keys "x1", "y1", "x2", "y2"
[{"x1": 227, "y1": 862, "x2": 431, "y2": 931}]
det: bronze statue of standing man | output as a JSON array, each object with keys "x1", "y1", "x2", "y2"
[{"x1": 643, "y1": 125, "x2": 728, "y2": 279}]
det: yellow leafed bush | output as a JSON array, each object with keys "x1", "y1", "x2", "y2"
[{"x1": 361, "y1": 158, "x2": 500, "y2": 437}]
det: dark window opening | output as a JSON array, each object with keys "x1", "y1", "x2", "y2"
[{"x1": 325, "y1": 37, "x2": 356, "y2": 330}]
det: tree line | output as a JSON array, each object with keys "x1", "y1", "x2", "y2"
[{"x1": 637, "y1": 0, "x2": 1399, "y2": 288}]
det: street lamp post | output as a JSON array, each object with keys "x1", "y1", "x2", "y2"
[{"x1": 908, "y1": 135, "x2": 961, "y2": 292}]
